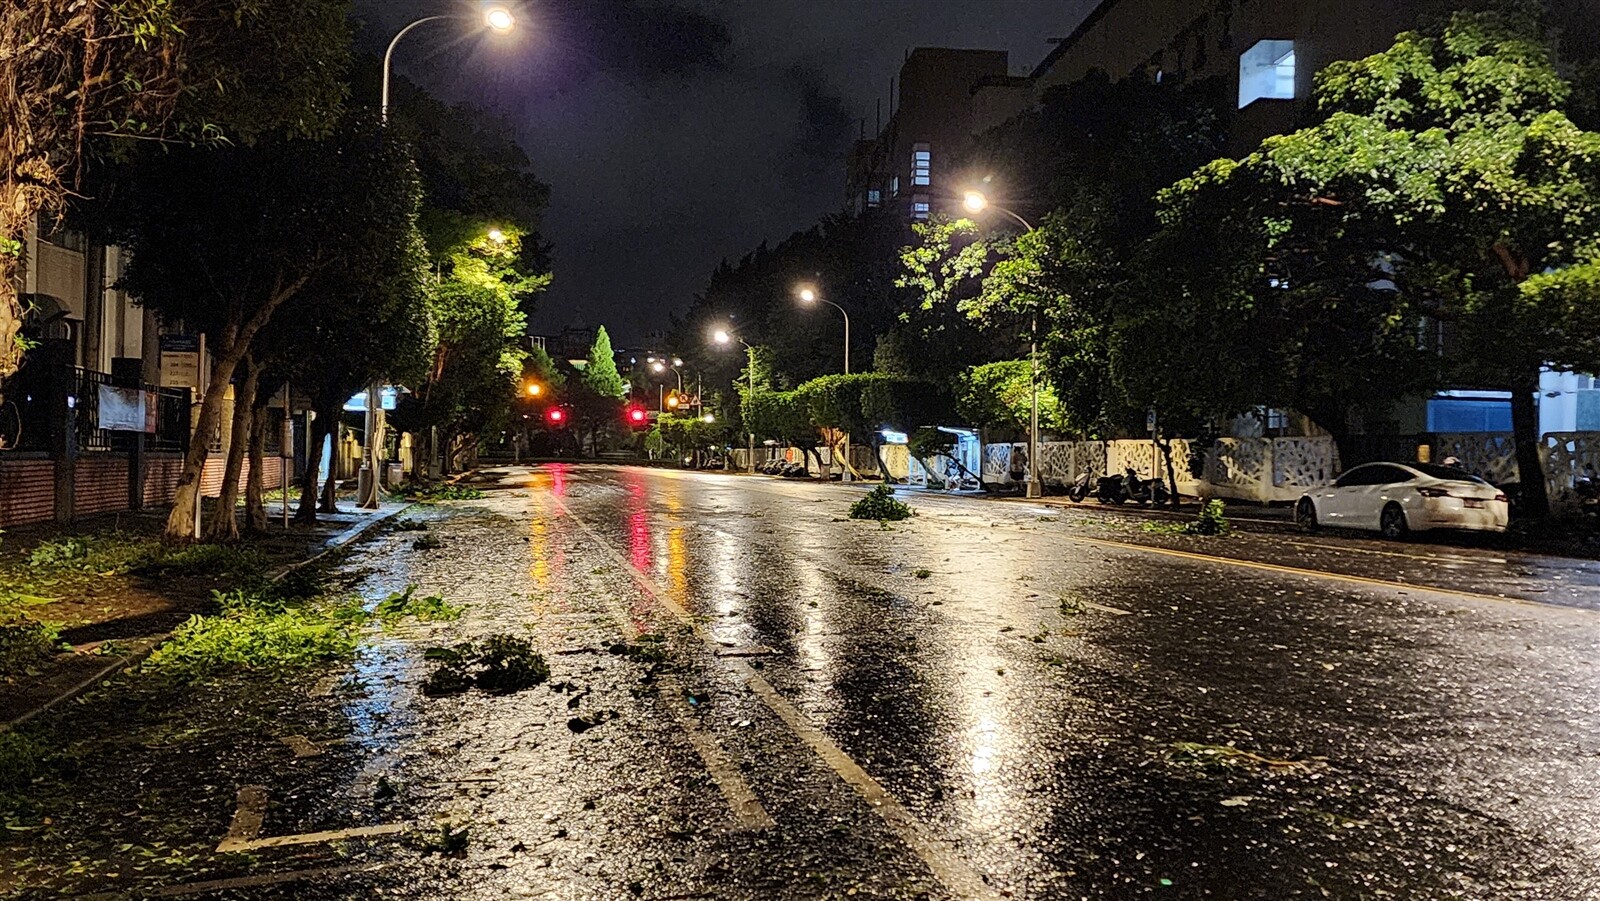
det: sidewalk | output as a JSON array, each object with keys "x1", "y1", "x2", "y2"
[{"x1": 0, "y1": 501, "x2": 407, "y2": 730}]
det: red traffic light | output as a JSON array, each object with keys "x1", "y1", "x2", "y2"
[
  {"x1": 628, "y1": 407, "x2": 647, "y2": 423},
  {"x1": 545, "y1": 407, "x2": 567, "y2": 426}
]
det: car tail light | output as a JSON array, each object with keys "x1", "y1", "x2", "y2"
[
  {"x1": 1417, "y1": 487, "x2": 1451, "y2": 498},
  {"x1": 1494, "y1": 493, "x2": 1508, "y2": 503}
]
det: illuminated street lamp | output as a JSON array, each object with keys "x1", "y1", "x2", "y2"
[
  {"x1": 713, "y1": 329, "x2": 757, "y2": 473},
  {"x1": 381, "y1": 7, "x2": 515, "y2": 122},
  {"x1": 963, "y1": 188, "x2": 1042, "y2": 500},
  {"x1": 797, "y1": 284, "x2": 853, "y2": 480},
  {"x1": 367, "y1": 5, "x2": 515, "y2": 506}
]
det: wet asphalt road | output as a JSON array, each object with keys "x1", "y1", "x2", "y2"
[{"x1": 175, "y1": 464, "x2": 1600, "y2": 899}]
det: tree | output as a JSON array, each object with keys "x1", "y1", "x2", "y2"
[
  {"x1": 565, "y1": 326, "x2": 626, "y2": 456},
  {"x1": 391, "y1": 227, "x2": 534, "y2": 474},
  {"x1": 583, "y1": 326, "x2": 626, "y2": 398},
  {"x1": 259, "y1": 210, "x2": 432, "y2": 524},
  {"x1": 745, "y1": 390, "x2": 821, "y2": 468},
  {"x1": 1154, "y1": 7, "x2": 1600, "y2": 516},
  {"x1": 1, "y1": 0, "x2": 350, "y2": 396},
  {"x1": 956, "y1": 360, "x2": 1072, "y2": 437},
  {"x1": 110, "y1": 121, "x2": 421, "y2": 541},
  {"x1": 2, "y1": 2, "x2": 183, "y2": 388},
  {"x1": 899, "y1": 72, "x2": 1228, "y2": 437}
]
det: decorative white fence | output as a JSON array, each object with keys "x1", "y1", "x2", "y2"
[
  {"x1": 1436, "y1": 431, "x2": 1599, "y2": 509},
  {"x1": 979, "y1": 436, "x2": 1337, "y2": 503},
  {"x1": 737, "y1": 431, "x2": 1596, "y2": 509}
]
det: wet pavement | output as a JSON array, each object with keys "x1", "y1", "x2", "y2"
[{"x1": 11, "y1": 463, "x2": 1600, "y2": 899}]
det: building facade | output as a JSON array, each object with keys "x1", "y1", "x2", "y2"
[{"x1": 845, "y1": 48, "x2": 1016, "y2": 220}]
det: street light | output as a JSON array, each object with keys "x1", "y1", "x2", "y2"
[
  {"x1": 964, "y1": 188, "x2": 1043, "y2": 500},
  {"x1": 368, "y1": 5, "x2": 515, "y2": 506},
  {"x1": 651, "y1": 359, "x2": 684, "y2": 412},
  {"x1": 380, "y1": 7, "x2": 516, "y2": 122},
  {"x1": 713, "y1": 328, "x2": 757, "y2": 473},
  {"x1": 797, "y1": 284, "x2": 853, "y2": 481}
]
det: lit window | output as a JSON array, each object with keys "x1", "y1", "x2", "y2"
[
  {"x1": 911, "y1": 194, "x2": 931, "y2": 220},
  {"x1": 866, "y1": 189, "x2": 881, "y2": 208},
  {"x1": 890, "y1": 175, "x2": 900, "y2": 197},
  {"x1": 911, "y1": 142, "x2": 931, "y2": 186},
  {"x1": 1238, "y1": 39, "x2": 1295, "y2": 108}
]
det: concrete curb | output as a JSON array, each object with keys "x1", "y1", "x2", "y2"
[{"x1": 0, "y1": 504, "x2": 411, "y2": 735}]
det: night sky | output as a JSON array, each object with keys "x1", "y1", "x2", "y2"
[{"x1": 353, "y1": 1, "x2": 1097, "y2": 345}]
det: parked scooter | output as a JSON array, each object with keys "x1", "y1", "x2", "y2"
[
  {"x1": 1068, "y1": 469, "x2": 1093, "y2": 502},
  {"x1": 1094, "y1": 468, "x2": 1169, "y2": 505},
  {"x1": 1125, "y1": 468, "x2": 1170, "y2": 505}
]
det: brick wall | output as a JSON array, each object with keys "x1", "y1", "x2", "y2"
[
  {"x1": 0, "y1": 457, "x2": 56, "y2": 528},
  {"x1": 199, "y1": 456, "x2": 285, "y2": 498},
  {"x1": 143, "y1": 455, "x2": 184, "y2": 507},
  {"x1": 0, "y1": 451, "x2": 288, "y2": 527},
  {"x1": 74, "y1": 456, "x2": 130, "y2": 517}
]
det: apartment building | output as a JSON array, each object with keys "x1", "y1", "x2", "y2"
[{"x1": 845, "y1": 48, "x2": 1018, "y2": 220}]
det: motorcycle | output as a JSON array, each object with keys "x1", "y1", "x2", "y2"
[
  {"x1": 1068, "y1": 469, "x2": 1093, "y2": 502},
  {"x1": 1125, "y1": 468, "x2": 1170, "y2": 505},
  {"x1": 1095, "y1": 468, "x2": 1169, "y2": 505}
]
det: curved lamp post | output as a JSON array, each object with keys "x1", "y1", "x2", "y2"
[
  {"x1": 713, "y1": 329, "x2": 756, "y2": 473},
  {"x1": 964, "y1": 190, "x2": 1043, "y2": 500},
  {"x1": 797, "y1": 284, "x2": 853, "y2": 480},
  {"x1": 360, "y1": 6, "x2": 513, "y2": 507},
  {"x1": 382, "y1": 7, "x2": 515, "y2": 121}
]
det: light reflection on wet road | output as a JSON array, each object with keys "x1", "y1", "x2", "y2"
[{"x1": 305, "y1": 464, "x2": 1600, "y2": 899}]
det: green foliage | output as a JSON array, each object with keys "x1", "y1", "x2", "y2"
[
  {"x1": 898, "y1": 73, "x2": 1229, "y2": 435},
  {"x1": 373, "y1": 586, "x2": 463, "y2": 623},
  {"x1": 744, "y1": 390, "x2": 815, "y2": 447},
  {"x1": 0, "y1": 618, "x2": 65, "y2": 680},
  {"x1": 145, "y1": 602, "x2": 364, "y2": 680},
  {"x1": 654, "y1": 414, "x2": 725, "y2": 459},
  {"x1": 1152, "y1": 9, "x2": 1600, "y2": 513},
  {"x1": 1143, "y1": 499, "x2": 1232, "y2": 536},
  {"x1": 422, "y1": 636, "x2": 549, "y2": 697},
  {"x1": 0, "y1": 730, "x2": 48, "y2": 791},
  {"x1": 390, "y1": 483, "x2": 486, "y2": 502},
  {"x1": 956, "y1": 360, "x2": 1072, "y2": 435},
  {"x1": 583, "y1": 327, "x2": 626, "y2": 399},
  {"x1": 907, "y1": 427, "x2": 955, "y2": 462},
  {"x1": 849, "y1": 485, "x2": 913, "y2": 521}
]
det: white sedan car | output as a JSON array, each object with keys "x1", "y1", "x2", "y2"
[{"x1": 1295, "y1": 462, "x2": 1509, "y2": 539}]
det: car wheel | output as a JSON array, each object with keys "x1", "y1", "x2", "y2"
[
  {"x1": 1295, "y1": 497, "x2": 1318, "y2": 532},
  {"x1": 1379, "y1": 503, "x2": 1410, "y2": 541}
]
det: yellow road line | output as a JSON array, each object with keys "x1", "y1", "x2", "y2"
[{"x1": 545, "y1": 491, "x2": 1000, "y2": 901}]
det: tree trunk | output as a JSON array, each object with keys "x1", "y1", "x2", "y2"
[
  {"x1": 318, "y1": 401, "x2": 342, "y2": 514},
  {"x1": 244, "y1": 398, "x2": 271, "y2": 535},
  {"x1": 0, "y1": 253, "x2": 24, "y2": 399},
  {"x1": 296, "y1": 402, "x2": 336, "y2": 523},
  {"x1": 205, "y1": 359, "x2": 259, "y2": 542},
  {"x1": 872, "y1": 440, "x2": 891, "y2": 483},
  {"x1": 1156, "y1": 434, "x2": 1181, "y2": 508},
  {"x1": 160, "y1": 277, "x2": 307, "y2": 543},
  {"x1": 163, "y1": 343, "x2": 249, "y2": 542},
  {"x1": 1509, "y1": 371, "x2": 1550, "y2": 519}
]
